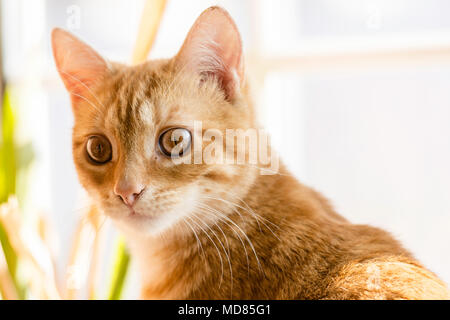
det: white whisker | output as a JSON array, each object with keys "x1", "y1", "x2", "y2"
[
  {"x1": 182, "y1": 217, "x2": 206, "y2": 261},
  {"x1": 197, "y1": 201, "x2": 263, "y2": 274},
  {"x1": 191, "y1": 210, "x2": 233, "y2": 297},
  {"x1": 69, "y1": 91, "x2": 103, "y2": 114},
  {"x1": 195, "y1": 204, "x2": 250, "y2": 276},
  {"x1": 60, "y1": 70, "x2": 106, "y2": 110},
  {"x1": 203, "y1": 195, "x2": 281, "y2": 243},
  {"x1": 185, "y1": 214, "x2": 225, "y2": 287}
]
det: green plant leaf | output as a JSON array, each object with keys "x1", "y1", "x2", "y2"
[
  {"x1": 0, "y1": 88, "x2": 16, "y2": 203},
  {"x1": 0, "y1": 87, "x2": 25, "y2": 299},
  {"x1": 107, "y1": 237, "x2": 130, "y2": 300}
]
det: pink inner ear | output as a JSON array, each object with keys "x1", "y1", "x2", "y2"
[
  {"x1": 175, "y1": 7, "x2": 244, "y2": 101},
  {"x1": 52, "y1": 28, "x2": 107, "y2": 103}
]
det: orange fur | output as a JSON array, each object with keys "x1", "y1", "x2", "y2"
[{"x1": 52, "y1": 7, "x2": 450, "y2": 300}]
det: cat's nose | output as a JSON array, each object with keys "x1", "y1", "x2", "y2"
[{"x1": 114, "y1": 183, "x2": 145, "y2": 207}]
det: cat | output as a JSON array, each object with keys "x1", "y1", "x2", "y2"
[{"x1": 51, "y1": 6, "x2": 450, "y2": 299}]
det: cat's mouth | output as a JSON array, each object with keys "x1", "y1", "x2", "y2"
[
  {"x1": 127, "y1": 208, "x2": 148, "y2": 219},
  {"x1": 120, "y1": 209, "x2": 156, "y2": 226}
]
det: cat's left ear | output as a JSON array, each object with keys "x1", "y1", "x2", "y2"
[{"x1": 175, "y1": 6, "x2": 244, "y2": 101}]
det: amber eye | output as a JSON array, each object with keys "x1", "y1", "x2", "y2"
[
  {"x1": 158, "y1": 128, "x2": 191, "y2": 158},
  {"x1": 86, "y1": 135, "x2": 112, "y2": 164}
]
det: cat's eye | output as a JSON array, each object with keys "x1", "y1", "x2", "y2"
[
  {"x1": 86, "y1": 135, "x2": 112, "y2": 164},
  {"x1": 158, "y1": 128, "x2": 191, "y2": 158}
]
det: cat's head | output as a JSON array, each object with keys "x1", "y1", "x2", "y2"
[{"x1": 52, "y1": 7, "x2": 261, "y2": 236}]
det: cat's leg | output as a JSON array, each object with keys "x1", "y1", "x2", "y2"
[{"x1": 324, "y1": 257, "x2": 450, "y2": 300}]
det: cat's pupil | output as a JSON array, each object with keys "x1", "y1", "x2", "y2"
[
  {"x1": 171, "y1": 136, "x2": 183, "y2": 146},
  {"x1": 95, "y1": 143, "x2": 103, "y2": 155}
]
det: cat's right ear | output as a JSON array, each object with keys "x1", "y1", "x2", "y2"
[{"x1": 51, "y1": 28, "x2": 108, "y2": 105}]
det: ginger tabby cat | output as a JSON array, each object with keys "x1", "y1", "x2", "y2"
[{"x1": 51, "y1": 7, "x2": 449, "y2": 299}]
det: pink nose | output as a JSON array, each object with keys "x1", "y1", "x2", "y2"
[{"x1": 114, "y1": 184, "x2": 145, "y2": 207}]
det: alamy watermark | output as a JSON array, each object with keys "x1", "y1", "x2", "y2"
[
  {"x1": 169, "y1": 121, "x2": 279, "y2": 175},
  {"x1": 66, "y1": 5, "x2": 81, "y2": 31}
]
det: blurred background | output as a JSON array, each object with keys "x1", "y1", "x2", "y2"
[{"x1": 0, "y1": 0, "x2": 449, "y2": 299}]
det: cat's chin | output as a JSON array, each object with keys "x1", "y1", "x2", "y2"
[{"x1": 110, "y1": 208, "x2": 185, "y2": 238}]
